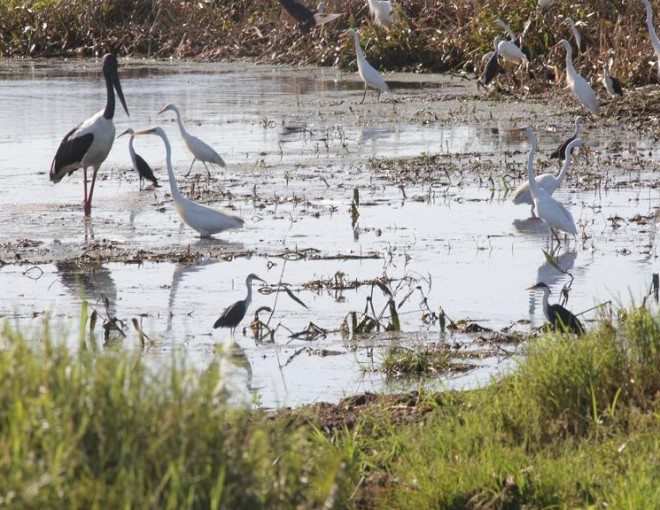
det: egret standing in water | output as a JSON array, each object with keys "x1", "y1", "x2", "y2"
[
  {"x1": 642, "y1": 0, "x2": 660, "y2": 81},
  {"x1": 117, "y1": 128, "x2": 159, "y2": 189},
  {"x1": 512, "y1": 127, "x2": 578, "y2": 243},
  {"x1": 214, "y1": 273, "x2": 266, "y2": 337},
  {"x1": 527, "y1": 282, "x2": 585, "y2": 335},
  {"x1": 132, "y1": 127, "x2": 243, "y2": 238},
  {"x1": 551, "y1": 115, "x2": 585, "y2": 160},
  {"x1": 158, "y1": 103, "x2": 225, "y2": 178},
  {"x1": 50, "y1": 54, "x2": 129, "y2": 216},
  {"x1": 553, "y1": 39, "x2": 600, "y2": 117},
  {"x1": 367, "y1": 0, "x2": 394, "y2": 26},
  {"x1": 345, "y1": 28, "x2": 389, "y2": 103},
  {"x1": 512, "y1": 137, "x2": 585, "y2": 216}
]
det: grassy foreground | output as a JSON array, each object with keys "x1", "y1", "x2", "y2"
[{"x1": 1, "y1": 305, "x2": 660, "y2": 509}]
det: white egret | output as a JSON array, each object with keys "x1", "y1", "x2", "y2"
[
  {"x1": 345, "y1": 28, "x2": 390, "y2": 102},
  {"x1": 157, "y1": 103, "x2": 225, "y2": 178},
  {"x1": 50, "y1": 54, "x2": 129, "y2": 216},
  {"x1": 214, "y1": 273, "x2": 266, "y2": 337},
  {"x1": 601, "y1": 63, "x2": 624, "y2": 97},
  {"x1": 563, "y1": 17, "x2": 587, "y2": 54},
  {"x1": 495, "y1": 17, "x2": 532, "y2": 58},
  {"x1": 538, "y1": 0, "x2": 557, "y2": 8},
  {"x1": 117, "y1": 128, "x2": 160, "y2": 189},
  {"x1": 367, "y1": 0, "x2": 394, "y2": 26},
  {"x1": 526, "y1": 282, "x2": 585, "y2": 335},
  {"x1": 550, "y1": 115, "x2": 585, "y2": 160},
  {"x1": 553, "y1": 39, "x2": 600, "y2": 117},
  {"x1": 512, "y1": 137, "x2": 584, "y2": 215},
  {"x1": 642, "y1": 0, "x2": 660, "y2": 80},
  {"x1": 495, "y1": 36, "x2": 528, "y2": 65},
  {"x1": 133, "y1": 127, "x2": 243, "y2": 238},
  {"x1": 513, "y1": 127, "x2": 578, "y2": 241},
  {"x1": 278, "y1": 0, "x2": 342, "y2": 33}
]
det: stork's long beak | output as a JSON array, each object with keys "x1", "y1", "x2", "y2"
[
  {"x1": 157, "y1": 105, "x2": 168, "y2": 115},
  {"x1": 133, "y1": 128, "x2": 158, "y2": 136},
  {"x1": 116, "y1": 128, "x2": 132, "y2": 139},
  {"x1": 111, "y1": 66, "x2": 130, "y2": 117}
]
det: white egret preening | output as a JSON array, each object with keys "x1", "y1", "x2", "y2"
[
  {"x1": 214, "y1": 273, "x2": 266, "y2": 337},
  {"x1": 50, "y1": 54, "x2": 129, "y2": 216},
  {"x1": 345, "y1": 28, "x2": 390, "y2": 102},
  {"x1": 526, "y1": 282, "x2": 585, "y2": 335},
  {"x1": 512, "y1": 137, "x2": 585, "y2": 215},
  {"x1": 367, "y1": 0, "x2": 394, "y2": 26},
  {"x1": 551, "y1": 115, "x2": 585, "y2": 160},
  {"x1": 158, "y1": 103, "x2": 226, "y2": 178},
  {"x1": 642, "y1": 0, "x2": 660, "y2": 80},
  {"x1": 117, "y1": 128, "x2": 159, "y2": 189},
  {"x1": 278, "y1": 0, "x2": 342, "y2": 33},
  {"x1": 512, "y1": 127, "x2": 578, "y2": 242},
  {"x1": 133, "y1": 127, "x2": 243, "y2": 238},
  {"x1": 553, "y1": 39, "x2": 600, "y2": 117},
  {"x1": 601, "y1": 63, "x2": 624, "y2": 97},
  {"x1": 563, "y1": 17, "x2": 587, "y2": 54}
]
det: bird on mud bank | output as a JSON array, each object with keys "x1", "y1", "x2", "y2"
[
  {"x1": 117, "y1": 128, "x2": 160, "y2": 189},
  {"x1": 345, "y1": 28, "x2": 390, "y2": 102},
  {"x1": 50, "y1": 54, "x2": 129, "y2": 216},
  {"x1": 527, "y1": 282, "x2": 585, "y2": 335},
  {"x1": 553, "y1": 39, "x2": 600, "y2": 117},
  {"x1": 550, "y1": 115, "x2": 585, "y2": 161},
  {"x1": 278, "y1": 0, "x2": 343, "y2": 33},
  {"x1": 214, "y1": 273, "x2": 266, "y2": 337},
  {"x1": 132, "y1": 127, "x2": 243, "y2": 238},
  {"x1": 601, "y1": 63, "x2": 624, "y2": 98}
]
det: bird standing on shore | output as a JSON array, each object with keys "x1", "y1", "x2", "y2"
[
  {"x1": 132, "y1": 127, "x2": 243, "y2": 238},
  {"x1": 345, "y1": 28, "x2": 389, "y2": 102},
  {"x1": 601, "y1": 63, "x2": 624, "y2": 97},
  {"x1": 50, "y1": 54, "x2": 129, "y2": 216},
  {"x1": 117, "y1": 128, "x2": 159, "y2": 189},
  {"x1": 553, "y1": 39, "x2": 600, "y2": 117},
  {"x1": 214, "y1": 273, "x2": 266, "y2": 337},
  {"x1": 527, "y1": 282, "x2": 585, "y2": 335}
]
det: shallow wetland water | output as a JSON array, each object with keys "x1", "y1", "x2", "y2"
[{"x1": 1, "y1": 59, "x2": 659, "y2": 407}]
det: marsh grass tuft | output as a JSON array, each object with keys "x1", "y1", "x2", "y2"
[{"x1": 382, "y1": 344, "x2": 451, "y2": 377}]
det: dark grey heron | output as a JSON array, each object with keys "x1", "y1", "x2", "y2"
[
  {"x1": 527, "y1": 282, "x2": 585, "y2": 335},
  {"x1": 214, "y1": 274, "x2": 266, "y2": 336},
  {"x1": 601, "y1": 64, "x2": 624, "y2": 97},
  {"x1": 550, "y1": 116, "x2": 585, "y2": 161},
  {"x1": 50, "y1": 54, "x2": 129, "y2": 216},
  {"x1": 117, "y1": 128, "x2": 159, "y2": 189}
]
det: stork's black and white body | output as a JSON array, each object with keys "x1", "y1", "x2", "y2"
[
  {"x1": 278, "y1": 0, "x2": 342, "y2": 33},
  {"x1": 551, "y1": 116, "x2": 585, "y2": 161},
  {"x1": 132, "y1": 127, "x2": 244, "y2": 238},
  {"x1": 50, "y1": 54, "x2": 129, "y2": 216},
  {"x1": 117, "y1": 128, "x2": 159, "y2": 189},
  {"x1": 214, "y1": 274, "x2": 266, "y2": 336},
  {"x1": 601, "y1": 64, "x2": 624, "y2": 98},
  {"x1": 527, "y1": 282, "x2": 585, "y2": 335},
  {"x1": 158, "y1": 103, "x2": 226, "y2": 179}
]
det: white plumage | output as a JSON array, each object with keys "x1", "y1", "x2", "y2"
[
  {"x1": 554, "y1": 39, "x2": 600, "y2": 117},
  {"x1": 643, "y1": 0, "x2": 660, "y2": 80},
  {"x1": 158, "y1": 103, "x2": 226, "y2": 178},
  {"x1": 345, "y1": 28, "x2": 390, "y2": 103},
  {"x1": 495, "y1": 36, "x2": 528, "y2": 65},
  {"x1": 133, "y1": 127, "x2": 243, "y2": 238},
  {"x1": 367, "y1": 0, "x2": 394, "y2": 26}
]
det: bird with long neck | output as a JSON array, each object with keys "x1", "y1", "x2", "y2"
[
  {"x1": 551, "y1": 115, "x2": 584, "y2": 161},
  {"x1": 345, "y1": 28, "x2": 389, "y2": 102},
  {"x1": 214, "y1": 273, "x2": 266, "y2": 337},
  {"x1": 643, "y1": 0, "x2": 660, "y2": 81},
  {"x1": 117, "y1": 128, "x2": 159, "y2": 189},
  {"x1": 553, "y1": 39, "x2": 600, "y2": 116},
  {"x1": 527, "y1": 282, "x2": 585, "y2": 335}
]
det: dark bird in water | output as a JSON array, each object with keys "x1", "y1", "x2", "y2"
[
  {"x1": 601, "y1": 63, "x2": 624, "y2": 98},
  {"x1": 527, "y1": 282, "x2": 585, "y2": 335},
  {"x1": 50, "y1": 53, "x2": 129, "y2": 216},
  {"x1": 550, "y1": 116, "x2": 584, "y2": 161},
  {"x1": 214, "y1": 274, "x2": 266, "y2": 336},
  {"x1": 278, "y1": 0, "x2": 343, "y2": 33},
  {"x1": 117, "y1": 128, "x2": 160, "y2": 189}
]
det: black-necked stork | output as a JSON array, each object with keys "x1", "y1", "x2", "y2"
[
  {"x1": 117, "y1": 128, "x2": 160, "y2": 189},
  {"x1": 601, "y1": 64, "x2": 624, "y2": 98},
  {"x1": 278, "y1": 0, "x2": 342, "y2": 33},
  {"x1": 213, "y1": 273, "x2": 266, "y2": 337},
  {"x1": 344, "y1": 28, "x2": 390, "y2": 103},
  {"x1": 527, "y1": 282, "x2": 585, "y2": 335},
  {"x1": 50, "y1": 54, "x2": 129, "y2": 216},
  {"x1": 157, "y1": 103, "x2": 225, "y2": 178},
  {"x1": 550, "y1": 115, "x2": 584, "y2": 161},
  {"x1": 132, "y1": 127, "x2": 244, "y2": 238}
]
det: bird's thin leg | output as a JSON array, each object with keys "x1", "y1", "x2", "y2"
[
  {"x1": 361, "y1": 84, "x2": 367, "y2": 103},
  {"x1": 85, "y1": 166, "x2": 100, "y2": 216},
  {"x1": 203, "y1": 162, "x2": 212, "y2": 179},
  {"x1": 377, "y1": 89, "x2": 382, "y2": 101},
  {"x1": 184, "y1": 158, "x2": 197, "y2": 177},
  {"x1": 83, "y1": 167, "x2": 89, "y2": 212}
]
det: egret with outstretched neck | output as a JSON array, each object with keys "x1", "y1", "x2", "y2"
[
  {"x1": 553, "y1": 39, "x2": 600, "y2": 116},
  {"x1": 512, "y1": 126, "x2": 578, "y2": 242},
  {"x1": 158, "y1": 103, "x2": 225, "y2": 178},
  {"x1": 345, "y1": 28, "x2": 389, "y2": 103},
  {"x1": 512, "y1": 137, "x2": 585, "y2": 215},
  {"x1": 132, "y1": 127, "x2": 243, "y2": 238},
  {"x1": 117, "y1": 128, "x2": 159, "y2": 189},
  {"x1": 214, "y1": 273, "x2": 266, "y2": 337},
  {"x1": 642, "y1": 0, "x2": 660, "y2": 81},
  {"x1": 527, "y1": 282, "x2": 585, "y2": 335},
  {"x1": 551, "y1": 115, "x2": 585, "y2": 160},
  {"x1": 50, "y1": 54, "x2": 129, "y2": 215}
]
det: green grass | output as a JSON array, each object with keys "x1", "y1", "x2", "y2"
[{"x1": 2, "y1": 304, "x2": 660, "y2": 508}]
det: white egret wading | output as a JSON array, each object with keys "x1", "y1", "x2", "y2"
[
  {"x1": 50, "y1": 54, "x2": 129, "y2": 216},
  {"x1": 133, "y1": 127, "x2": 243, "y2": 238},
  {"x1": 345, "y1": 28, "x2": 389, "y2": 103}
]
